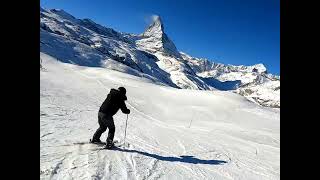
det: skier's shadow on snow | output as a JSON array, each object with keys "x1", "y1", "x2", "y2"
[{"x1": 113, "y1": 147, "x2": 227, "y2": 165}]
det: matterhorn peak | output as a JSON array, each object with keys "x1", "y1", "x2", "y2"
[
  {"x1": 151, "y1": 15, "x2": 163, "y2": 26},
  {"x1": 142, "y1": 15, "x2": 165, "y2": 38},
  {"x1": 138, "y1": 15, "x2": 180, "y2": 57}
]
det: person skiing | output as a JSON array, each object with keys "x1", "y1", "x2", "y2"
[{"x1": 91, "y1": 87, "x2": 130, "y2": 149}]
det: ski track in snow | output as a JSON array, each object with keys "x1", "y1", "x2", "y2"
[{"x1": 40, "y1": 53, "x2": 280, "y2": 180}]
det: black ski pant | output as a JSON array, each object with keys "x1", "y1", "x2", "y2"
[{"x1": 93, "y1": 112, "x2": 115, "y2": 142}]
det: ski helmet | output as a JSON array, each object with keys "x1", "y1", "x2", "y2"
[{"x1": 118, "y1": 87, "x2": 126, "y2": 95}]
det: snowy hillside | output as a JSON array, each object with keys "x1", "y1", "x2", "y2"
[
  {"x1": 40, "y1": 8, "x2": 176, "y2": 88},
  {"x1": 40, "y1": 53, "x2": 280, "y2": 179},
  {"x1": 40, "y1": 7, "x2": 279, "y2": 108}
]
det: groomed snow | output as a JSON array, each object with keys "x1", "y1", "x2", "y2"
[{"x1": 40, "y1": 53, "x2": 279, "y2": 180}]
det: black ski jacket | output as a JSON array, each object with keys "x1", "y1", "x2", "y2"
[{"x1": 99, "y1": 89, "x2": 130, "y2": 116}]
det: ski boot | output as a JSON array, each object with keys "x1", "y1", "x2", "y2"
[
  {"x1": 90, "y1": 138, "x2": 105, "y2": 145},
  {"x1": 105, "y1": 139, "x2": 114, "y2": 149}
]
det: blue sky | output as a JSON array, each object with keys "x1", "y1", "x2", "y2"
[{"x1": 41, "y1": 0, "x2": 280, "y2": 75}]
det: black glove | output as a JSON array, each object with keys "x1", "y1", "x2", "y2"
[{"x1": 125, "y1": 109, "x2": 130, "y2": 114}]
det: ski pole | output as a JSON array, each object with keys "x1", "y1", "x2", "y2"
[
  {"x1": 124, "y1": 114, "x2": 129, "y2": 148},
  {"x1": 189, "y1": 109, "x2": 194, "y2": 128}
]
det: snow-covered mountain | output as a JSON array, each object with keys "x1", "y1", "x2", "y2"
[
  {"x1": 180, "y1": 53, "x2": 280, "y2": 108},
  {"x1": 40, "y1": 7, "x2": 280, "y2": 108}
]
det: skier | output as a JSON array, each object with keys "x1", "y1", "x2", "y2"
[{"x1": 91, "y1": 87, "x2": 130, "y2": 149}]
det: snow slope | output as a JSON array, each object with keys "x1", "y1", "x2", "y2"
[{"x1": 40, "y1": 53, "x2": 279, "y2": 180}]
